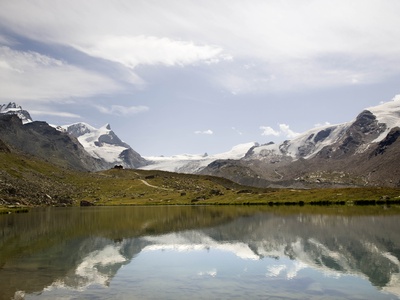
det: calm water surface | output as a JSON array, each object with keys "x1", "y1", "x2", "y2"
[{"x1": 1, "y1": 206, "x2": 400, "y2": 299}]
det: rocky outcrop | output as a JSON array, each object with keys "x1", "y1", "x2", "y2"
[
  {"x1": 0, "y1": 115, "x2": 104, "y2": 171},
  {"x1": 372, "y1": 127, "x2": 400, "y2": 156},
  {"x1": 0, "y1": 102, "x2": 33, "y2": 124}
]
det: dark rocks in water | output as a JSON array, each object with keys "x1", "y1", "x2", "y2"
[{"x1": 80, "y1": 200, "x2": 95, "y2": 207}]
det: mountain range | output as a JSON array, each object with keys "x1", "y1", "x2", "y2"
[
  {"x1": 0, "y1": 103, "x2": 147, "y2": 171},
  {"x1": 0, "y1": 96, "x2": 399, "y2": 187},
  {"x1": 200, "y1": 97, "x2": 400, "y2": 188}
]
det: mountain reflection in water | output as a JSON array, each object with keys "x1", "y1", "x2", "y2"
[{"x1": 1, "y1": 206, "x2": 400, "y2": 299}]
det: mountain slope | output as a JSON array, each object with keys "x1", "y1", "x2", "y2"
[
  {"x1": 201, "y1": 96, "x2": 400, "y2": 188},
  {"x1": 0, "y1": 114, "x2": 104, "y2": 171},
  {"x1": 0, "y1": 102, "x2": 147, "y2": 170},
  {"x1": 61, "y1": 122, "x2": 148, "y2": 169}
]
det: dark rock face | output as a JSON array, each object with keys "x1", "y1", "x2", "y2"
[
  {"x1": 63, "y1": 123, "x2": 92, "y2": 137},
  {"x1": 373, "y1": 127, "x2": 400, "y2": 156},
  {"x1": 0, "y1": 115, "x2": 103, "y2": 171},
  {"x1": 98, "y1": 131, "x2": 129, "y2": 148},
  {"x1": 0, "y1": 138, "x2": 10, "y2": 153},
  {"x1": 333, "y1": 110, "x2": 383, "y2": 156},
  {"x1": 314, "y1": 128, "x2": 332, "y2": 143},
  {"x1": 353, "y1": 110, "x2": 383, "y2": 134},
  {"x1": 118, "y1": 148, "x2": 148, "y2": 168},
  {"x1": 313, "y1": 110, "x2": 385, "y2": 159}
]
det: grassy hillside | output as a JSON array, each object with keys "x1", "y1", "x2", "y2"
[{"x1": 1, "y1": 151, "x2": 400, "y2": 212}]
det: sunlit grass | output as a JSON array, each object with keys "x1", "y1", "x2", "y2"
[{"x1": 1, "y1": 152, "x2": 400, "y2": 209}]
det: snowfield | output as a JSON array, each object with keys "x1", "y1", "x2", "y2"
[
  {"x1": 140, "y1": 142, "x2": 258, "y2": 173},
  {"x1": 60, "y1": 122, "x2": 130, "y2": 166}
]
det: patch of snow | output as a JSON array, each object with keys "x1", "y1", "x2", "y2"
[
  {"x1": 368, "y1": 97, "x2": 400, "y2": 143},
  {"x1": 141, "y1": 142, "x2": 257, "y2": 173},
  {"x1": 61, "y1": 122, "x2": 129, "y2": 165},
  {"x1": 249, "y1": 123, "x2": 349, "y2": 160}
]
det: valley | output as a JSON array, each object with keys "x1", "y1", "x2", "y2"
[
  {"x1": 0, "y1": 99, "x2": 400, "y2": 212},
  {"x1": 1, "y1": 150, "x2": 399, "y2": 213}
]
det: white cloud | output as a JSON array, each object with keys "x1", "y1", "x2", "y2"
[
  {"x1": 1, "y1": 0, "x2": 400, "y2": 94},
  {"x1": 0, "y1": 46, "x2": 121, "y2": 101},
  {"x1": 194, "y1": 129, "x2": 213, "y2": 135},
  {"x1": 75, "y1": 35, "x2": 228, "y2": 69},
  {"x1": 260, "y1": 126, "x2": 280, "y2": 137},
  {"x1": 278, "y1": 124, "x2": 299, "y2": 139},
  {"x1": 96, "y1": 105, "x2": 149, "y2": 116},
  {"x1": 30, "y1": 110, "x2": 81, "y2": 119},
  {"x1": 260, "y1": 124, "x2": 299, "y2": 139}
]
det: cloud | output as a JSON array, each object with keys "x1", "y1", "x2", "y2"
[
  {"x1": 260, "y1": 126, "x2": 280, "y2": 137},
  {"x1": 96, "y1": 104, "x2": 149, "y2": 116},
  {"x1": 1, "y1": 0, "x2": 400, "y2": 94},
  {"x1": 75, "y1": 35, "x2": 228, "y2": 69},
  {"x1": 278, "y1": 124, "x2": 299, "y2": 139},
  {"x1": 260, "y1": 123, "x2": 299, "y2": 139},
  {"x1": 0, "y1": 46, "x2": 121, "y2": 101},
  {"x1": 30, "y1": 110, "x2": 81, "y2": 119},
  {"x1": 194, "y1": 129, "x2": 213, "y2": 135}
]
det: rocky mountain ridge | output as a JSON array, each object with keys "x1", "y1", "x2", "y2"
[
  {"x1": 201, "y1": 97, "x2": 400, "y2": 188},
  {"x1": 0, "y1": 102, "x2": 32, "y2": 124},
  {"x1": 0, "y1": 102, "x2": 147, "y2": 171},
  {"x1": 0, "y1": 114, "x2": 104, "y2": 171},
  {"x1": 0, "y1": 97, "x2": 399, "y2": 188}
]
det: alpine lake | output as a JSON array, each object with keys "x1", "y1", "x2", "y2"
[{"x1": 1, "y1": 205, "x2": 400, "y2": 300}]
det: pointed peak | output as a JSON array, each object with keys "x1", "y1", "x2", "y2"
[
  {"x1": 6, "y1": 102, "x2": 19, "y2": 108},
  {"x1": 102, "y1": 123, "x2": 111, "y2": 130},
  {"x1": 0, "y1": 102, "x2": 32, "y2": 123}
]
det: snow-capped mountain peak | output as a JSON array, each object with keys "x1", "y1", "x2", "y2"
[
  {"x1": 0, "y1": 102, "x2": 33, "y2": 124},
  {"x1": 61, "y1": 122, "x2": 147, "y2": 169},
  {"x1": 246, "y1": 96, "x2": 400, "y2": 163},
  {"x1": 61, "y1": 122, "x2": 95, "y2": 137}
]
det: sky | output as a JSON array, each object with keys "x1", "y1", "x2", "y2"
[{"x1": 1, "y1": 0, "x2": 400, "y2": 156}]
